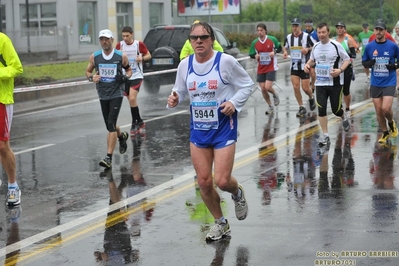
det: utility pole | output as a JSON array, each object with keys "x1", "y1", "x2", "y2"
[
  {"x1": 26, "y1": 0, "x2": 31, "y2": 52},
  {"x1": 208, "y1": 0, "x2": 211, "y2": 23},
  {"x1": 0, "y1": 0, "x2": 2, "y2": 32},
  {"x1": 283, "y1": 0, "x2": 287, "y2": 39}
]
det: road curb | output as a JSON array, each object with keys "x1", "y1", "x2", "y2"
[{"x1": 14, "y1": 80, "x2": 97, "y2": 115}]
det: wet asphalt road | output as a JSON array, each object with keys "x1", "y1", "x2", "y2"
[{"x1": 0, "y1": 58, "x2": 399, "y2": 266}]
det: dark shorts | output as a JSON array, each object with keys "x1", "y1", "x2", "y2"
[
  {"x1": 257, "y1": 71, "x2": 276, "y2": 83},
  {"x1": 370, "y1": 85, "x2": 396, "y2": 98},
  {"x1": 290, "y1": 70, "x2": 310, "y2": 79},
  {"x1": 124, "y1": 79, "x2": 143, "y2": 96},
  {"x1": 100, "y1": 97, "x2": 123, "y2": 132}
]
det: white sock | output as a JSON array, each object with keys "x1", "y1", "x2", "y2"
[
  {"x1": 8, "y1": 182, "x2": 18, "y2": 189},
  {"x1": 215, "y1": 216, "x2": 227, "y2": 224}
]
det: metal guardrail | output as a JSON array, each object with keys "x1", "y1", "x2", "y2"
[{"x1": 14, "y1": 56, "x2": 252, "y2": 94}]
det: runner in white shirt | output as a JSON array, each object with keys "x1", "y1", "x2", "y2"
[
  {"x1": 116, "y1": 26, "x2": 151, "y2": 137},
  {"x1": 304, "y1": 22, "x2": 351, "y2": 147},
  {"x1": 167, "y1": 21, "x2": 253, "y2": 242}
]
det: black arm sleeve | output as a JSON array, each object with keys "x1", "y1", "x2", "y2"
[
  {"x1": 362, "y1": 59, "x2": 375, "y2": 68},
  {"x1": 349, "y1": 47, "x2": 356, "y2": 59},
  {"x1": 275, "y1": 46, "x2": 282, "y2": 53},
  {"x1": 386, "y1": 62, "x2": 399, "y2": 70}
]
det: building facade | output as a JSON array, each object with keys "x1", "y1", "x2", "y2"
[{"x1": 1, "y1": 0, "x2": 172, "y2": 60}]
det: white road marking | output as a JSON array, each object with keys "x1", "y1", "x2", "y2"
[{"x1": 14, "y1": 144, "x2": 55, "y2": 155}]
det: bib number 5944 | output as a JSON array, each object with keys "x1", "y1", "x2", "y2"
[{"x1": 194, "y1": 109, "x2": 215, "y2": 119}]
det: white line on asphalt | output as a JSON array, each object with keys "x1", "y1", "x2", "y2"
[
  {"x1": 0, "y1": 98, "x2": 372, "y2": 259},
  {"x1": 14, "y1": 144, "x2": 55, "y2": 155}
]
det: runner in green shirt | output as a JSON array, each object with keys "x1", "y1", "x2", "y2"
[{"x1": 358, "y1": 23, "x2": 373, "y2": 82}]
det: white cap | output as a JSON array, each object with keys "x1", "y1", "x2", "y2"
[{"x1": 99, "y1": 29, "x2": 113, "y2": 38}]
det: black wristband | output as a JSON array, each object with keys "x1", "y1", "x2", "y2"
[{"x1": 88, "y1": 75, "x2": 93, "y2": 82}]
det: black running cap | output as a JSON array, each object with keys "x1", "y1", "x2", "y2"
[
  {"x1": 362, "y1": 23, "x2": 369, "y2": 28},
  {"x1": 335, "y1": 22, "x2": 346, "y2": 28},
  {"x1": 291, "y1": 18, "x2": 301, "y2": 25},
  {"x1": 374, "y1": 20, "x2": 386, "y2": 29}
]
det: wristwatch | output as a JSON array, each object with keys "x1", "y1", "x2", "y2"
[{"x1": 88, "y1": 75, "x2": 93, "y2": 82}]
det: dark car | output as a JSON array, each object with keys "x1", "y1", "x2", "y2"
[{"x1": 142, "y1": 25, "x2": 246, "y2": 94}]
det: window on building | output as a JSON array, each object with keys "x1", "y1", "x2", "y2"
[
  {"x1": 78, "y1": 2, "x2": 97, "y2": 45},
  {"x1": 149, "y1": 3, "x2": 163, "y2": 28},
  {"x1": 116, "y1": 2, "x2": 133, "y2": 41},
  {"x1": 20, "y1": 3, "x2": 57, "y2": 36}
]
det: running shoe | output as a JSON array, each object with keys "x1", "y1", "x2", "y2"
[
  {"x1": 7, "y1": 187, "x2": 21, "y2": 206},
  {"x1": 273, "y1": 92, "x2": 280, "y2": 106},
  {"x1": 233, "y1": 184, "x2": 248, "y2": 220},
  {"x1": 265, "y1": 106, "x2": 274, "y2": 115},
  {"x1": 206, "y1": 220, "x2": 231, "y2": 241},
  {"x1": 378, "y1": 132, "x2": 390, "y2": 144},
  {"x1": 309, "y1": 98, "x2": 316, "y2": 111},
  {"x1": 99, "y1": 156, "x2": 112, "y2": 168},
  {"x1": 318, "y1": 135, "x2": 330, "y2": 147},
  {"x1": 119, "y1": 132, "x2": 128, "y2": 154},
  {"x1": 296, "y1": 106, "x2": 307, "y2": 117},
  {"x1": 390, "y1": 120, "x2": 398, "y2": 138}
]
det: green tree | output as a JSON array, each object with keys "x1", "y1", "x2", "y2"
[
  {"x1": 235, "y1": 2, "x2": 282, "y2": 23},
  {"x1": 234, "y1": 0, "x2": 397, "y2": 31}
]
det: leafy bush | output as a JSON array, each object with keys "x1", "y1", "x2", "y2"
[{"x1": 226, "y1": 31, "x2": 286, "y2": 51}]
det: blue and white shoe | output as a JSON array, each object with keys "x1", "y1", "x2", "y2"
[{"x1": 7, "y1": 187, "x2": 21, "y2": 206}]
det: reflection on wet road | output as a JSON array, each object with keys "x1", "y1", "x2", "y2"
[{"x1": 1, "y1": 59, "x2": 399, "y2": 265}]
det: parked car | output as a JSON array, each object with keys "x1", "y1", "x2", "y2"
[{"x1": 142, "y1": 24, "x2": 247, "y2": 94}]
